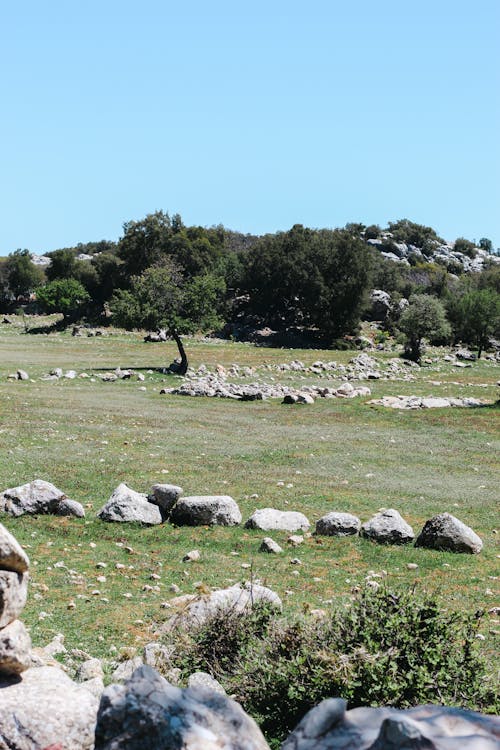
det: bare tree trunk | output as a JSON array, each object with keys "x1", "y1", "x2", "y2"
[{"x1": 168, "y1": 327, "x2": 188, "y2": 375}]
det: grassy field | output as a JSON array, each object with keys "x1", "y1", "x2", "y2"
[{"x1": 0, "y1": 317, "x2": 498, "y2": 674}]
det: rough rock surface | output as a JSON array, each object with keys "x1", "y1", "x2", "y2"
[
  {"x1": 281, "y1": 698, "x2": 500, "y2": 750},
  {"x1": 97, "y1": 483, "x2": 162, "y2": 525},
  {"x1": 368, "y1": 395, "x2": 484, "y2": 409},
  {"x1": 259, "y1": 537, "x2": 284, "y2": 553},
  {"x1": 94, "y1": 664, "x2": 270, "y2": 750},
  {"x1": 160, "y1": 582, "x2": 282, "y2": 632},
  {"x1": 0, "y1": 570, "x2": 28, "y2": 629},
  {"x1": 0, "y1": 479, "x2": 85, "y2": 518},
  {"x1": 0, "y1": 522, "x2": 29, "y2": 573},
  {"x1": 415, "y1": 513, "x2": 483, "y2": 554},
  {"x1": 0, "y1": 619, "x2": 31, "y2": 676},
  {"x1": 147, "y1": 483, "x2": 183, "y2": 519},
  {"x1": 245, "y1": 508, "x2": 310, "y2": 532},
  {"x1": 170, "y1": 496, "x2": 242, "y2": 526},
  {"x1": 0, "y1": 666, "x2": 99, "y2": 750},
  {"x1": 315, "y1": 512, "x2": 361, "y2": 537},
  {"x1": 361, "y1": 509, "x2": 414, "y2": 545}
]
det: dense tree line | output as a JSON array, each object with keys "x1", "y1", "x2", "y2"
[{"x1": 1, "y1": 213, "x2": 499, "y2": 362}]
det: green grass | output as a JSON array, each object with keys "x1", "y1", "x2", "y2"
[{"x1": 0, "y1": 317, "x2": 498, "y2": 670}]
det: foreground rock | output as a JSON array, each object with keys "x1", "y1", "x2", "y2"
[
  {"x1": 0, "y1": 522, "x2": 31, "y2": 674},
  {"x1": 245, "y1": 508, "x2": 310, "y2": 532},
  {"x1": 0, "y1": 479, "x2": 85, "y2": 518},
  {"x1": 315, "y1": 512, "x2": 361, "y2": 537},
  {"x1": 170, "y1": 496, "x2": 242, "y2": 526},
  {"x1": 0, "y1": 570, "x2": 28, "y2": 629},
  {"x1": 97, "y1": 483, "x2": 162, "y2": 525},
  {"x1": 282, "y1": 698, "x2": 500, "y2": 750},
  {"x1": 0, "y1": 522, "x2": 29, "y2": 573},
  {"x1": 0, "y1": 619, "x2": 31, "y2": 675},
  {"x1": 95, "y1": 664, "x2": 270, "y2": 750},
  {"x1": 159, "y1": 582, "x2": 282, "y2": 632},
  {"x1": 415, "y1": 513, "x2": 483, "y2": 554},
  {"x1": 0, "y1": 666, "x2": 99, "y2": 750},
  {"x1": 361, "y1": 509, "x2": 414, "y2": 545}
]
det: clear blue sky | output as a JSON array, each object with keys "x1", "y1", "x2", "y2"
[{"x1": 1, "y1": 0, "x2": 499, "y2": 255}]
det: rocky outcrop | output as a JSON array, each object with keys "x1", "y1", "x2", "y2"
[
  {"x1": 94, "y1": 664, "x2": 270, "y2": 750},
  {"x1": 0, "y1": 479, "x2": 85, "y2": 518},
  {"x1": 368, "y1": 395, "x2": 484, "y2": 409},
  {"x1": 245, "y1": 508, "x2": 310, "y2": 532},
  {"x1": 361, "y1": 510, "x2": 414, "y2": 545},
  {"x1": 415, "y1": 513, "x2": 483, "y2": 554},
  {"x1": 170, "y1": 496, "x2": 242, "y2": 526},
  {"x1": 97, "y1": 483, "x2": 162, "y2": 525},
  {"x1": 282, "y1": 698, "x2": 500, "y2": 750}
]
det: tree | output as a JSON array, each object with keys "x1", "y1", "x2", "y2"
[
  {"x1": 478, "y1": 238, "x2": 493, "y2": 254},
  {"x1": 5, "y1": 250, "x2": 44, "y2": 298},
  {"x1": 451, "y1": 289, "x2": 500, "y2": 358},
  {"x1": 453, "y1": 238, "x2": 477, "y2": 259},
  {"x1": 387, "y1": 219, "x2": 442, "y2": 252},
  {"x1": 110, "y1": 262, "x2": 225, "y2": 374},
  {"x1": 36, "y1": 278, "x2": 90, "y2": 322},
  {"x1": 45, "y1": 249, "x2": 78, "y2": 281},
  {"x1": 398, "y1": 294, "x2": 451, "y2": 362},
  {"x1": 242, "y1": 225, "x2": 371, "y2": 339}
]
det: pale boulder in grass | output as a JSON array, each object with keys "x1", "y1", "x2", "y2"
[
  {"x1": 148, "y1": 483, "x2": 183, "y2": 518},
  {"x1": 0, "y1": 479, "x2": 85, "y2": 518},
  {"x1": 170, "y1": 496, "x2": 242, "y2": 526},
  {"x1": 415, "y1": 513, "x2": 483, "y2": 554},
  {"x1": 0, "y1": 570, "x2": 28, "y2": 629},
  {"x1": 0, "y1": 619, "x2": 32, "y2": 675},
  {"x1": 361, "y1": 509, "x2": 414, "y2": 545},
  {"x1": 245, "y1": 508, "x2": 310, "y2": 532},
  {"x1": 0, "y1": 521, "x2": 30, "y2": 573},
  {"x1": 97, "y1": 483, "x2": 162, "y2": 525}
]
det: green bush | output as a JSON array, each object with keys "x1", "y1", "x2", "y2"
[{"x1": 169, "y1": 588, "x2": 496, "y2": 748}]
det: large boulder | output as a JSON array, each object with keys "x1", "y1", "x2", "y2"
[
  {"x1": 282, "y1": 698, "x2": 500, "y2": 750},
  {"x1": 147, "y1": 483, "x2": 184, "y2": 519},
  {"x1": 0, "y1": 570, "x2": 28, "y2": 629},
  {"x1": 0, "y1": 666, "x2": 99, "y2": 750},
  {"x1": 94, "y1": 664, "x2": 270, "y2": 750},
  {"x1": 315, "y1": 512, "x2": 361, "y2": 537},
  {"x1": 97, "y1": 484, "x2": 162, "y2": 525},
  {"x1": 0, "y1": 479, "x2": 85, "y2": 518},
  {"x1": 415, "y1": 513, "x2": 483, "y2": 554},
  {"x1": 0, "y1": 522, "x2": 29, "y2": 573},
  {"x1": 245, "y1": 508, "x2": 310, "y2": 532},
  {"x1": 361, "y1": 509, "x2": 414, "y2": 545},
  {"x1": 160, "y1": 582, "x2": 282, "y2": 632},
  {"x1": 170, "y1": 496, "x2": 242, "y2": 526}
]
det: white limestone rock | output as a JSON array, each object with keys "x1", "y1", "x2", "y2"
[
  {"x1": 245, "y1": 508, "x2": 310, "y2": 532},
  {"x1": 97, "y1": 483, "x2": 162, "y2": 525}
]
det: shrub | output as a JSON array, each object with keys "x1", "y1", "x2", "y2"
[{"x1": 168, "y1": 588, "x2": 496, "y2": 748}]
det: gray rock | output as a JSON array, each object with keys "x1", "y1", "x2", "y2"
[
  {"x1": 361, "y1": 509, "x2": 414, "y2": 545},
  {"x1": 187, "y1": 671, "x2": 226, "y2": 695},
  {"x1": 0, "y1": 666, "x2": 99, "y2": 750},
  {"x1": 76, "y1": 657, "x2": 104, "y2": 682},
  {"x1": 415, "y1": 513, "x2": 483, "y2": 554},
  {"x1": 143, "y1": 642, "x2": 175, "y2": 670},
  {"x1": 94, "y1": 664, "x2": 270, "y2": 750},
  {"x1": 245, "y1": 508, "x2": 310, "y2": 532},
  {"x1": 170, "y1": 495, "x2": 242, "y2": 526},
  {"x1": 0, "y1": 570, "x2": 28, "y2": 628},
  {"x1": 161, "y1": 582, "x2": 282, "y2": 632},
  {"x1": 111, "y1": 656, "x2": 144, "y2": 682},
  {"x1": 282, "y1": 700, "x2": 500, "y2": 750},
  {"x1": 97, "y1": 483, "x2": 162, "y2": 525},
  {"x1": 315, "y1": 512, "x2": 361, "y2": 537},
  {"x1": 0, "y1": 522, "x2": 30, "y2": 573},
  {"x1": 259, "y1": 537, "x2": 283, "y2": 553},
  {"x1": 0, "y1": 479, "x2": 85, "y2": 518},
  {"x1": 0, "y1": 619, "x2": 32, "y2": 676},
  {"x1": 148, "y1": 483, "x2": 184, "y2": 519},
  {"x1": 16, "y1": 369, "x2": 29, "y2": 380}
]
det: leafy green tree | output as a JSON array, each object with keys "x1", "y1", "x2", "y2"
[
  {"x1": 5, "y1": 250, "x2": 44, "y2": 298},
  {"x1": 479, "y1": 238, "x2": 493, "y2": 254},
  {"x1": 388, "y1": 219, "x2": 442, "y2": 252},
  {"x1": 449, "y1": 289, "x2": 500, "y2": 358},
  {"x1": 110, "y1": 262, "x2": 225, "y2": 373},
  {"x1": 36, "y1": 278, "x2": 90, "y2": 322},
  {"x1": 398, "y1": 294, "x2": 451, "y2": 362},
  {"x1": 45, "y1": 249, "x2": 78, "y2": 281},
  {"x1": 242, "y1": 225, "x2": 371, "y2": 339}
]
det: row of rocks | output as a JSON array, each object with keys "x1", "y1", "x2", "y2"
[
  {"x1": 0, "y1": 480, "x2": 484, "y2": 554},
  {"x1": 161, "y1": 376, "x2": 372, "y2": 401},
  {"x1": 368, "y1": 395, "x2": 485, "y2": 409}
]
